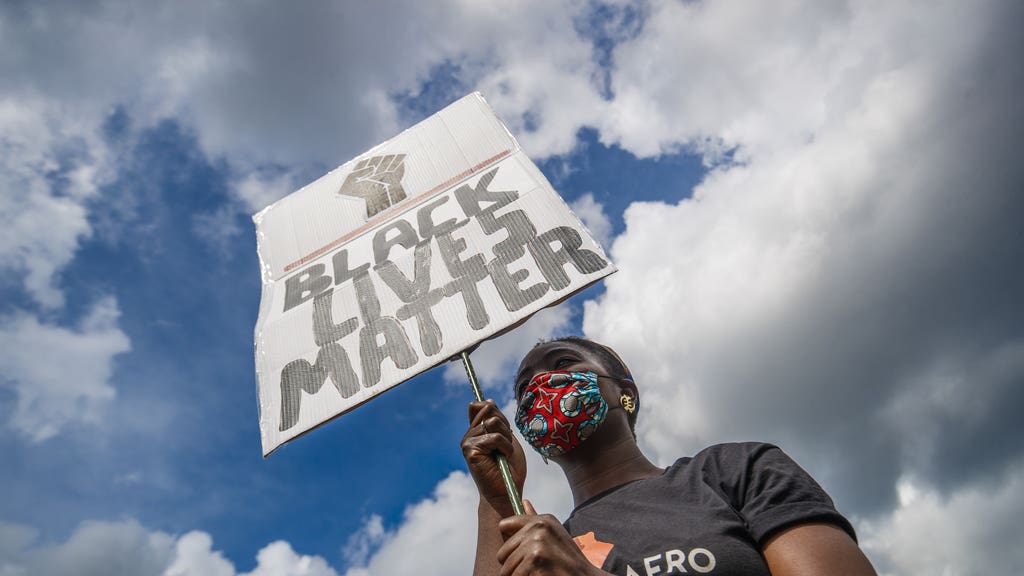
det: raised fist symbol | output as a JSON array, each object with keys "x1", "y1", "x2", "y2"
[{"x1": 337, "y1": 154, "x2": 408, "y2": 218}]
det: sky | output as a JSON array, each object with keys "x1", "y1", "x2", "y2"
[{"x1": 1, "y1": 0, "x2": 1022, "y2": 574}]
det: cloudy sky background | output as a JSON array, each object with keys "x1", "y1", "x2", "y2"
[{"x1": 2, "y1": 0, "x2": 1022, "y2": 574}]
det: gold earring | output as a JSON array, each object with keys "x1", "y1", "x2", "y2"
[{"x1": 620, "y1": 394, "x2": 636, "y2": 414}]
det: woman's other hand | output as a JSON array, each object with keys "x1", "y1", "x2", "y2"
[{"x1": 496, "y1": 500, "x2": 610, "y2": 576}]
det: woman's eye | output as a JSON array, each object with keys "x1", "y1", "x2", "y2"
[{"x1": 554, "y1": 357, "x2": 574, "y2": 369}]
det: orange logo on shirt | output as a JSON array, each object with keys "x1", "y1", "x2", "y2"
[{"x1": 573, "y1": 531, "x2": 614, "y2": 568}]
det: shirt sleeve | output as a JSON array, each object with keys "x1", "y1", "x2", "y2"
[{"x1": 697, "y1": 442, "x2": 857, "y2": 545}]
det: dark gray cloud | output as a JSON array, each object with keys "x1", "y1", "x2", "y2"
[{"x1": 585, "y1": 0, "x2": 1024, "y2": 518}]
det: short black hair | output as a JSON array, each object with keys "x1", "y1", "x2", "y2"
[{"x1": 533, "y1": 336, "x2": 638, "y2": 433}]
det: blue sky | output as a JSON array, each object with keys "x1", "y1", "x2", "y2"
[{"x1": 2, "y1": 1, "x2": 1023, "y2": 575}]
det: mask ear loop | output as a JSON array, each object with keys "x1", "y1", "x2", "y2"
[
  {"x1": 597, "y1": 343, "x2": 638, "y2": 417},
  {"x1": 598, "y1": 344, "x2": 633, "y2": 380},
  {"x1": 594, "y1": 373, "x2": 633, "y2": 383}
]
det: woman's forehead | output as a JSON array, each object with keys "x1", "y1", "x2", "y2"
[{"x1": 517, "y1": 341, "x2": 599, "y2": 374}]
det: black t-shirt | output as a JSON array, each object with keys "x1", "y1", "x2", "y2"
[{"x1": 562, "y1": 442, "x2": 856, "y2": 576}]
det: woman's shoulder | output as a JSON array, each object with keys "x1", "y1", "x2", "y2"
[
  {"x1": 670, "y1": 441, "x2": 783, "y2": 472},
  {"x1": 660, "y1": 442, "x2": 856, "y2": 544},
  {"x1": 665, "y1": 441, "x2": 808, "y2": 493}
]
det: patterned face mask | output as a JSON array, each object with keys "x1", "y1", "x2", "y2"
[{"x1": 515, "y1": 371, "x2": 609, "y2": 459}]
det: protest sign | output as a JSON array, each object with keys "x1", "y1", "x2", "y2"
[{"x1": 253, "y1": 93, "x2": 615, "y2": 456}]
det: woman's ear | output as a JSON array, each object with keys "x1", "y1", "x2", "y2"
[
  {"x1": 618, "y1": 382, "x2": 639, "y2": 414},
  {"x1": 624, "y1": 379, "x2": 638, "y2": 399}
]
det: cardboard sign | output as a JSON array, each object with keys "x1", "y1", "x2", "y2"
[{"x1": 253, "y1": 93, "x2": 615, "y2": 455}]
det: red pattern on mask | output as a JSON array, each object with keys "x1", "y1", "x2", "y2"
[{"x1": 516, "y1": 371, "x2": 607, "y2": 458}]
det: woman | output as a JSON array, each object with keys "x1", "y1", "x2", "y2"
[{"x1": 461, "y1": 337, "x2": 877, "y2": 575}]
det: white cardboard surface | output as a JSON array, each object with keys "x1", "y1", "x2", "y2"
[{"x1": 253, "y1": 93, "x2": 615, "y2": 455}]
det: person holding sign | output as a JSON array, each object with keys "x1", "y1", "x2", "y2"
[{"x1": 461, "y1": 337, "x2": 877, "y2": 575}]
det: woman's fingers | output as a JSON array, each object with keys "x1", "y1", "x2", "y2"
[
  {"x1": 462, "y1": 400, "x2": 519, "y2": 467},
  {"x1": 468, "y1": 399, "x2": 512, "y2": 429},
  {"x1": 483, "y1": 415, "x2": 512, "y2": 436},
  {"x1": 462, "y1": 427, "x2": 516, "y2": 460},
  {"x1": 465, "y1": 401, "x2": 516, "y2": 446}
]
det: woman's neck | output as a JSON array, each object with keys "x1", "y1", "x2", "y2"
[{"x1": 557, "y1": 433, "x2": 663, "y2": 507}]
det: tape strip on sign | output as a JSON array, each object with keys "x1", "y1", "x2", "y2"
[{"x1": 252, "y1": 92, "x2": 616, "y2": 456}]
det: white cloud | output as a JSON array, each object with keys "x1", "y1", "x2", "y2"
[
  {"x1": 239, "y1": 541, "x2": 337, "y2": 576},
  {"x1": 342, "y1": 464, "x2": 571, "y2": 576},
  {"x1": 0, "y1": 519, "x2": 338, "y2": 576},
  {"x1": 858, "y1": 469, "x2": 1024, "y2": 575},
  {"x1": 0, "y1": 297, "x2": 131, "y2": 442},
  {"x1": 570, "y1": 193, "x2": 613, "y2": 248},
  {"x1": 343, "y1": 472, "x2": 477, "y2": 576},
  {"x1": 163, "y1": 532, "x2": 234, "y2": 576},
  {"x1": 0, "y1": 522, "x2": 37, "y2": 561},
  {"x1": 599, "y1": 0, "x2": 903, "y2": 160},
  {"x1": 342, "y1": 515, "x2": 386, "y2": 568},
  {"x1": 0, "y1": 96, "x2": 108, "y2": 308},
  {"x1": 2, "y1": 0, "x2": 609, "y2": 173},
  {"x1": 233, "y1": 171, "x2": 300, "y2": 215},
  {"x1": 0, "y1": 519, "x2": 175, "y2": 576}
]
